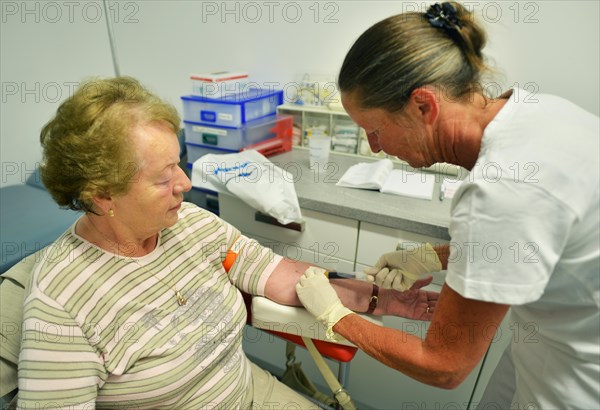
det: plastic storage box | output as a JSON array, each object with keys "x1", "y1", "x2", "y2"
[
  {"x1": 185, "y1": 115, "x2": 293, "y2": 165},
  {"x1": 184, "y1": 114, "x2": 291, "y2": 150},
  {"x1": 181, "y1": 89, "x2": 284, "y2": 127}
]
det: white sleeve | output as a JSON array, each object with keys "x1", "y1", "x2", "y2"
[{"x1": 445, "y1": 178, "x2": 576, "y2": 305}]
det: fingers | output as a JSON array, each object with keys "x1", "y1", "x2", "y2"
[
  {"x1": 425, "y1": 290, "x2": 439, "y2": 302},
  {"x1": 423, "y1": 291, "x2": 438, "y2": 319},
  {"x1": 363, "y1": 266, "x2": 379, "y2": 276},
  {"x1": 374, "y1": 253, "x2": 390, "y2": 270},
  {"x1": 376, "y1": 268, "x2": 394, "y2": 289},
  {"x1": 410, "y1": 276, "x2": 433, "y2": 290},
  {"x1": 391, "y1": 271, "x2": 411, "y2": 292},
  {"x1": 363, "y1": 255, "x2": 391, "y2": 281},
  {"x1": 371, "y1": 268, "x2": 386, "y2": 286},
  {"x1": 304, "y1": 266, "x2": 326, "y2": 277},
  {"x1": 371, "y1": 268, "x2": 410, "y2": 291},
  {"x1": 298, "y1": 266, "x2": 327, "y2": 287}
]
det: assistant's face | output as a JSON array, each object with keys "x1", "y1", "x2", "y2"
[
  {"x1": 341, "y1": 91, "x2": 433, "y2": 168},
  {"x1": 111, "y1": 121, "x2": 192, "y2": 238}
]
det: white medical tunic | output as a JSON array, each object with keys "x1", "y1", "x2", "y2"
[{"x1": 446, "y1": 89, "x2": 599, "y2": 409}]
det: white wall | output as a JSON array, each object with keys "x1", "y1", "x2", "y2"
[
  {"x1": 2, "y1": 1, "x2": 598, "y2": 187},
  {"x1": 0, "y1": 0, "x2": 114, "y2": 187}
]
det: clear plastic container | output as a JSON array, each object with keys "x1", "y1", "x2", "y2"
[
  {"x1": 181, "y1": 89, "x2": 284, "y2": 127},
  {"x1": 184, "y1": 115, "x2": 292, "y2": 150},
  {"x1": 185, "y1": 115, "x2": 293, "y2": 165}
]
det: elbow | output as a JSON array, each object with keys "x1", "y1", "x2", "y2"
[
  {"x1": 422, "y1": 364, "x2": 472, "y2": 390},
  {"x1": 415, "y1": 345, "x2": 478, "y2": 389},
  {"x1": 431, "y1": 373, "x2": 468, "y2": 390}
]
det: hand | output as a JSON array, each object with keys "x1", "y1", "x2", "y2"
[
  {"x1": 384, "y1": 277, "x2": 439, "y2": 321},
  {"x1": 296, "y1": 267, "x2": 353, "y2": 341},
  {"x1": 364, "y1": 243, "x2": 442, "y2": 291}
]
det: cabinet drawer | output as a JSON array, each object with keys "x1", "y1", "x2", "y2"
[
  {"x1": 356, "y1": 222, "x2": 448, "y2": 266},
  {"x1": 219, "y1": 194, "x2": 358, "y2": 262}
]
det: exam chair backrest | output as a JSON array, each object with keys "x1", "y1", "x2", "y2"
[{"x1": 0, "y1": 251, "x2": 39, "y2": 401}]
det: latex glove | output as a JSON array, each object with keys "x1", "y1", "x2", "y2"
[
  {"x1": 364, "y1": 243, "x2": 442, "y2": 291},
  {"x1": 296, "y1": 267, "x2": 353, "y2": 342}
]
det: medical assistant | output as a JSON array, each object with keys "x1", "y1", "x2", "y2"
[{"x1": 446, "y1": 89, "x2": 600, "y2": 409}]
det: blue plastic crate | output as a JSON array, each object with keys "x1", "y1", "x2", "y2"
[{"x1": 181, "y1": 88, "x2": 284, "y2": 127}]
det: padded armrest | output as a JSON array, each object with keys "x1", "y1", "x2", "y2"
[{"x1": 251, "y1": 296, "x2": 383, "y2": 347}]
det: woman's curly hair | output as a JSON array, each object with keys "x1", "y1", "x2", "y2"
[{"x1": 40, "y1": 76, "x2": 180, "y2": 213}]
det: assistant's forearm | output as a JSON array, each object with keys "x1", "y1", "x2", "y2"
[
  {"x1": 332, "y1": 314, "x2": 459, "y2": 388},
  {"x1": 333, "y1": 284, "x2": 510, "y2": 389},
  {"x1": 433, "y1": 244, "x2": 450, "y2": 270}
]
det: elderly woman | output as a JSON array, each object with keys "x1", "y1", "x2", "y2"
[
  {"x1": 17, "y1": 76, "x2": 437, "y2": 408},
  {"x1": 296, "y1": 2, "x2": 599, "y2": 409}
]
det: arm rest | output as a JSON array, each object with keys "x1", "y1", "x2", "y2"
[{"x1": 250, "y1": 296, "x2": 383, "y2": 347}]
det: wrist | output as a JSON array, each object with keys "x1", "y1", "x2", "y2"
[
  {"x1": 366, "y1": 283, "x2": 393, "y2": 315},
  {"x1": 371, "y1": 287, "x2": 392, "y2": 315},
  {"x1": 366, "y1": 284, "x2": 379, "y2": 314},
  {"x1": 320, "y1": 301, "x2": 353, "y2": 342}
]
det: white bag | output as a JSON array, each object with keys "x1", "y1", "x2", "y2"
[{"x1": 191, "y1": 150, "x2": 302, "y2": 225}]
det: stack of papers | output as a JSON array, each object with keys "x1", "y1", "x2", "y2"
[{"x1": 336, "y1": 159, "x2": 436, "y2": 200}]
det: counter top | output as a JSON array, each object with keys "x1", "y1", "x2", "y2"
[{"x1": 268, "y1": 149, "x2": 453, "y2": 240}]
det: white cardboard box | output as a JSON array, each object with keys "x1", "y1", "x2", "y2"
[{"x1": 190, "y1": 71, "x2": 249, "y2": 98}]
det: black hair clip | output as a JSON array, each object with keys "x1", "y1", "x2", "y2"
[{"x1": 425, "y1": 2, "x2": 463, "y2": 30}]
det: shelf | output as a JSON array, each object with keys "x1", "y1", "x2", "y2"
[{"x1": 277, "y1": 104, "x2": 460, "y2": 176}]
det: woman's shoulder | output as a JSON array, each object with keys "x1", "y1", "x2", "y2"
[
  {"x1": 178, "y1": 201, "x2": 220, "y2": 225},
  {"x1": 28, "y1": 230, "x2": 91, "y2": 293},
  {"x1": 170, "y1": 201, "x2": 238, "y2": 238}
]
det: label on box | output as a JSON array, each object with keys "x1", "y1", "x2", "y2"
[
  {"x1": 192, "y1": 125, "x2": 228, "y2": 136},
  {"x1": 201, "y1": 110, "x2": 217, "y2": 122},
  {"x1": 191, "y1": 125, "x2": 228, "y2": 146},
  {"x1": 202, "y1": 133, "x2": 219, "y2": 145},
  {"x1": 218, "y1": 113, "x2": 233, "y2": 121}
]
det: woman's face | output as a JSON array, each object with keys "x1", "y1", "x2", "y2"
[
  {"x1": 111, "y1": 121, "x2": 191, "y2": 239},
  {"x1": 341, "y1": 91, "x2": 434, "y2": 168}
]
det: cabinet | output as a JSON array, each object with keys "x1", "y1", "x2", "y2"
[
  {"x1": 353, "y1": 221, "x2": 511, "y2": 409},
  {"x1": 356, "y1": 222, "x2": 450, "y2": 287},
  {"x1": 277, "y1": 104, "x2": 385, "y2": 158},
  {"x1": 351, "y1": 222, "x2": 487, "y2": 409},
  {"x1": 218, "y1": 193, "x2": 357, "y2": 272}
]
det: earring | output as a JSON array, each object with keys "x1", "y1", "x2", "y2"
[{"x1": 108, "y1": 209, "x2": 115, "y2": 217}]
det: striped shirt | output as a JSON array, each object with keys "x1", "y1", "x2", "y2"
[{"x1": 18, "y1": 202, "x2": 282, "y2": 409}]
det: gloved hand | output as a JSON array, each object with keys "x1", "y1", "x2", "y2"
[
  {"x1": 364, "y1": 243, "x2": 442, "y2": 291},
  {"x1": 296, "y1": 267, "x2": 353, "y2": 342}
]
